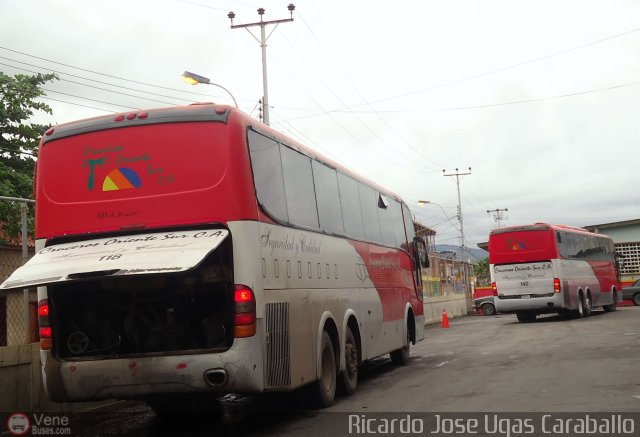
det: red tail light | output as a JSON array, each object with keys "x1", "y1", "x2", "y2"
[
  {"x1": 234, "y1": 285, "x2": 256, "y2": 338},
  {"x1": 553, "y1": 278, "x2": 561, "y2": 293},
  {"x1": 491, "y1": 282, "x2": 498, "y2": 296},
  {"x1": 38, "y1": 299, "x2": 53, "y2": 350}
]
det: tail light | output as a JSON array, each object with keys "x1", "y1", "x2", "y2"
[
  {"x1": 553, "y1": 278, "x2": 561, "y2": 293},
  {"x1": 38, "y1": 299, "x2": 53, "y2": 350},
  {"x1": 491, "y1": 282, "x2": 498, "y2": 296},
  {"x1": 234, "y1": 285, "x2": 256, "y2": 338}
]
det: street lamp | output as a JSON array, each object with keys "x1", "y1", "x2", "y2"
[
  {"x1": 417, "y1": 200, "x2": 456, "y2": 226},
  {"x1": 181, "y1": 71, "x2": 238, "y2": 108}
]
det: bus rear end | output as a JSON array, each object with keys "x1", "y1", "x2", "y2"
[
  {"x1": 1, "y1": 105, "x2": 266, "y2": 406},
  {"x1": 489, "y1": 225, "x2": 563, "y2": 320}
]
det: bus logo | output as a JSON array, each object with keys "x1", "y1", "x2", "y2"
[
  {"x1": 102, "y1": 167, "x2": 142, "y2": 191},
  {"x1": 509, "y1": 239, "x2": 526, "y2": 251}
]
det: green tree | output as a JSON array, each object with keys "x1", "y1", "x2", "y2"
[
  {"x1": 473, "y1": 257, "x2": 490, "y2": 285},
  {"x1": 0, "y1": 72, "x2": 57, "y2": 238}
]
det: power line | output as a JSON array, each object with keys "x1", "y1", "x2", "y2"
[
  {"x1": 42, "y1": 88, "x2": 140, "y2": 111},
  {"x1": 344, "y1": 25, "x2": 640, "y2": 110},
  {"x1": 41, "y1": 96, "x2": 122, "y2": 113},
  {"x1": 0, "y1": 46, "x2": 215, "y2": 97},
  {"x1": 267, "y1": 55, "x2": 434, "y2": 173},
  {"x1": 296, "y1": 13, "x2": 444, "y2": 170},
  {"x1": 0, "y1": 58, "x2": 198, "y2": 103}
]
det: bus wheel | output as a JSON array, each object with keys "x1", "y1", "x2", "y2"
[
  {"x1": 516, "y1": 311, "x2": 536, "y2": 322},
  {"x1": 603, "y1": 291, "x2": 617, "y2": 312},
  {"x1": 583, "y1": 293, "x2": 592, "y2": 317},
  {"x1": 575, "y1": 294, "x2": 585, "y2": 319},
  {"x1": 339, "y1": 326, "x2": 358, "y2": 395},
  {"x1": 390, "y1": 326, "x2": 411, "y2": 365},
  {"x1": 313, "y1": 331, "x2": 337, "y2": 408}
]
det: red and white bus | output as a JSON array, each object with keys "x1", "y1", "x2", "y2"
[
  {"x1": 489, "y1": 223, "x2": 621, "y2": 322},
  {"x1": 0, "y1": 103, "x2": 428, "y2": 410}
]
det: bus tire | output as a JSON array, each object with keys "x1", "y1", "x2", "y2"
[
  {"x1": 583, "y1": 292, "x2": 592, "y2": 317},
  {"x1": 338, "y1": 326, "x2": 358, "y2": 396},
  {"x1": 390, "y1": 325, "x2": 411, "y2": 365},
  {"x1": 516, "y1": 311, "x2": 536, "y2": 322},
  {"x1": 575, "y1": 294, "x2": 585, "y2": 319},
  {"x1": 603, "y1": 291, "x2": 617, "y2": 312},
  {"x1": 313, "y1": 331, "x2": 337, "y2": 408}
]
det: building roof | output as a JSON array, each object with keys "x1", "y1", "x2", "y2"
[
  {"x1": 414, "y1": 221, "x2": 436, "y2": 236},
  {"x1": 584, "y1": 218, "x2": 640, "y2": 232}
]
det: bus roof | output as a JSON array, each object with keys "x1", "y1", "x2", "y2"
[{"x1": 490, "y1": 223, "x2": 611, "y2": 239}]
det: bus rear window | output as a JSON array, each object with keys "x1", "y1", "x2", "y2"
[
  {"x1": 39, "y1": 122, "x2": 229, "y2": 202},
  {"x1": 489, "y1": 229, "x2": 556, "y2": 263},
  {"x1": 36, "y1": 121, "x2": 236, "y2": 236}
]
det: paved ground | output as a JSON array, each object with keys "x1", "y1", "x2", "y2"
[{"x1": 69, "y1": 306, "x2": 640, "y2": 436}]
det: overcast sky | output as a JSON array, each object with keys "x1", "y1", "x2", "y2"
[{"x1": 2, "y1": 0, "x2": 639, "y2": 250}]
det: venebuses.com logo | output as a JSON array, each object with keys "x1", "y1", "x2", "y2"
[
  {"x1": 4, "y1": 413, "x2": 72, "y2": 436},
  {"x1": 6, "y1": 413, "x2": 31, "y2": 436}
]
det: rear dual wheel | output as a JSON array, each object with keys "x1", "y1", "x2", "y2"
[
  {"x1": 339, "y1": 327, "x2": 358, "y2": 395},
  {"x1": 313, "y1": 327, "x2": 360, "y2": 407},
  {"x1": 313, "y1": 331, "x2": 337, "y2": 408}
]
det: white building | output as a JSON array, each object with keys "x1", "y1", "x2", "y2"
[{"x1": 585, "y1": 219, "x2": 640, "y2": 283}]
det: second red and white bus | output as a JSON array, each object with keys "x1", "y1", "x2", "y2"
[
  {"x1": 1, "y1": 103, "x2": 428, "y2": 410},
  {"x1": 489, "y1": 223, "x2": 621, "y2": 322}
]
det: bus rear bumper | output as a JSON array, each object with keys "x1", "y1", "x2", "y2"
[
  {"x1": 494, "y1": 294, "x2": 563, "y2": 314},
  {"x1": 41, "y1": 331, "x2": 265, "y2": 403}
]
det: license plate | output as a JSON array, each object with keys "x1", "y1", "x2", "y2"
[{"x1": 521, "y1": 294, "x2": 531, "y2": 299}]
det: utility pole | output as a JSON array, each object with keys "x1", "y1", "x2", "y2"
[
  {"x1": 487, "y1": 208, "x2": 509, "y2": 229},
  {"x1": 443, "y1": 167, "x2": 471, "y2": 256},
  {"x1": 228, "y1": 4, "x2": 296, "y2": 126},
  {"x1": 443, "y1": 167, "x2": 472, "y2": 309}
]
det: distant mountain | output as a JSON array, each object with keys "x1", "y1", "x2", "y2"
[{"x1": 434, "y1": 244, "x2": 488, "y2": 263}]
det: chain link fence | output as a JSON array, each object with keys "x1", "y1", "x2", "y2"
[
  {"x1": 0, "y1": 197, "x2": 36, "y2": 347},
  {"x1": 0, "y1": 248, "x2": 37, "y2": 347}
]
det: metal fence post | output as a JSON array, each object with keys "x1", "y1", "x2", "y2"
[{"x1": 21, "y1": 202, "x2": 30, "y2": 343}]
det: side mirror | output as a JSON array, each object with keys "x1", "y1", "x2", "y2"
[{"x1": 412, "y1": 237, "x2": 429, "y2": 268}]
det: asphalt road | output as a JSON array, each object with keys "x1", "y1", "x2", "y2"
[{"x1": 71, "y1": 306, "x2": 640, "y2": 436}]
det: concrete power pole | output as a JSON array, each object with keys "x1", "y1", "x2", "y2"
[
  {"x1": 228, "y1": 4, "x2": 296, "y2": 126},
  {"x1": 443, "y1": 167, "x2": 471, "y2": 257},
  {"x1": 443, "y1": 167, "x2": 472, "y2": 309},
  {"x1": 487, "y1": 208, "x2": 509, "y2": 229}
]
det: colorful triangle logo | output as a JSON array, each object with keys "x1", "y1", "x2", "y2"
[{"x1": 102, "y1": 168, "x2": 142, "y2": 191}]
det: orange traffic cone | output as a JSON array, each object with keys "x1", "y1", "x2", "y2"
[{"x1": 441, "y1": 309, "x2": 450, "y2": 329}]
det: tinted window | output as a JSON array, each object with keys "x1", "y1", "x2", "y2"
[
  {"x1": 248, "y1": 130, "x2": 287, "y2": 221},
  {"x1": 338, "y1": 173, "x2": 364, "y2": 238},
  {"x1": 402, "y1": 205, "x2": 415, "y2": 245},
  {"x1": 558, "y1": 232, "x2": 612, "y2": 261},
  {"x1": 359, "y1": 184, "x2": 381, "y2": 242},
  {"x1": 390, "y1": 199, "x2": 406, "y2": 247},
  {"x1": 312, "y1": 161, "x2": 344, "y2": 234},
  {"x1": 377, "y1": 194, "x2": 396, "y2": 246},
  {"x1": 281, "y1": 146, "x2": 319, "y2": 229}
]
